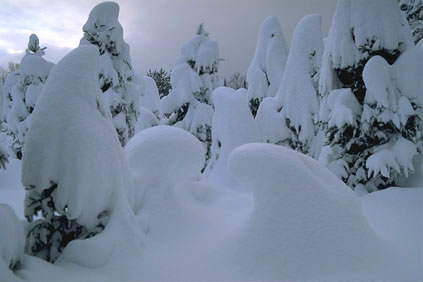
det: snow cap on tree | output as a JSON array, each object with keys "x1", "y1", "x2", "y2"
[
  {"x1": 247, "y1": 16, "x2": 288, "y2": 116},
  {"x1": 22, "y1": 45, "x2": 133, "y2": 262},
  {"x1": 276, "y1": 14, "x2": 323, "y2": 155},
  {"x1": 80, "y1": 1, "x2": 139, "y2": 146},
  {"x1": 161, "y1": 23, "x2": 220, "y2": 167},
  {"x1": 3, "y1": 34, "x2": 53, "y2": 159}
]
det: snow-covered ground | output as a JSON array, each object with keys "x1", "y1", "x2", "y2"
[{"x1": 0, "y1": 149, "x2": 421, "y2": 281}]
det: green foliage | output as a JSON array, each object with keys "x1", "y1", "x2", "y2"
[
  {"x1": 24, "y1": 183, "x2": 107, "y2": 262},
  {"x1": 147, "y1": 68, "x2": 171, "y2": 98}
]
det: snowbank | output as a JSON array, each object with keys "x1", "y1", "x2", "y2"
[{"x1": 209, "y1": 143, "x2": 412, "y2": 280}]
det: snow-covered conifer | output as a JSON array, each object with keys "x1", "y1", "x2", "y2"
[
  {"x1": 399, "y1": 0, "x2": 423, "y2": 43},
  {"x1": 319, "y1": 0, "x2": 417, "y2": 191},
  {"x1": 23, "y1": 46, "x2": 131, "y2": 262},
  {"x1": 134, "y1": 75, "x2": 161, "y2": 133},
  {"x1": 276, "y1": 14, "x2": 323, "y2": 156},
  {"x1": 161, "y1": 23, "x2": 219, "y2": 165},
  {"x1": 205, "y1": 87, "x2": 260, "y2": 180},
  {"x1": 0, "y1": 143, "x2": 8, "y2": 170},
  {"x1": 80, "y1": 1, "x2": 140, "y2": 146},
  {"x1": 2, "y1": 34, "x2": 53, "y2": 159},
  {"x1": 246, "y1": 16, "x2": 288, "y2": 116}
]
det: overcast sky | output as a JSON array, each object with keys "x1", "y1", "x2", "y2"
[{"x1": 0, "y1": 0, "x2": 337, "y2": 77}]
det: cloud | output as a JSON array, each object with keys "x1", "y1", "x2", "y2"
[{"x1": 0, "y1": 0, "x2": 336, "y2": 77}]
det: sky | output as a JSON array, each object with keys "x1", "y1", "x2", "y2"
[{"x1": 0, "y1": 0, "x2": 337, "y2": 77}]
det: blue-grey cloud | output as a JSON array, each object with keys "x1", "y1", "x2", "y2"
[{"x1": 0, "y1": 0, "x2": 336, "y2": 77}]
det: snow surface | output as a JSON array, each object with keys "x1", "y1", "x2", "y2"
[
  {"x1": 0, "y1": 140, "x2": 421, "y2": 280},
  {"x1": 214, "y1": 143, "x2": 417, "y2": 280}
]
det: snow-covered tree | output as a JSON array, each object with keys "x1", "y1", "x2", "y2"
[
  {"x1": 161, "y1": 23, "x2": 219, "y2": 165},
  {"x1": 318, "y1": 0, "x2": 417, "y2": 191},
  {"x1": 224, "y1": 72, "x2": 247, "y2": 90},
  {"x1": 134, "y1": 75, "x2": 161, "y2": 133},
  {"x1": 0, "y1": 204, "x2": 24, "y2": 278},
  {"x1": 147, "y1": 68, "x2": 171, "y2": 98},
  {"x1": 399, "y1": 0, "x2": 423, "y2": 43},
  {"x1": 246, "y1": 16, "x2": 288, "y2": 116},
  {"x1": 275, "y1": 14, "x2": 324, "y2": 156},
  {"x1": 205, "y1": 87, "x2": 260, "y2": 180},
  {"x1": 23, "y1": 46, "x2": 132, "y2": 262},
  {"x1": 80, "y1": 1, "x2": 140, "y2": 146},
  {"x1": 2, "y1": 34, "x2": 53, "y2": 159}
]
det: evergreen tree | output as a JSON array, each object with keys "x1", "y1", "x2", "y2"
[
  {"x1": 399, "y1": 0, "x2": 423, "y2": 43},
  {"x1": 80, "y1": 1, "x2": 140, "y2": 146},
  {"x1": 0, "y1": 144, "x2": 8, "y2": 170},
  {"x1": 147, "y1": 68, "x2": 171, "y2": 98},
  {"x1": 23, "y1": 46, "x2": 130, "y2": 263},
  {"x1": 246, "y1": 16, "x2": 288, "y2": 116},
  {"x1": 276, "y1": 14, "x2": 324, "y2": 157},
  {"x1": 224, "y1": 72, "x2": 247, "y2": 90},
  {"x1": 318, "y1": 0, "x2": 418, "y2": 191},
  {"x1": 161, "y1": 23, "x2": 219, "y2": 166},
  {"x1": 2, "y1": 34, "x2": 53, "y2": 159}
]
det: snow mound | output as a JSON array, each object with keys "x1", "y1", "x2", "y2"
[
  {"x1": 124, "y1": 125, "x2": 204, "y2": 214},
  {"x1": 212, "y1": 143, "x2": 407, "y2": 280},
  {"x1": 22, "y1": 45, "x2": 128, "y2": 229},
  {"x1": 0, "y1": 204, "x2": 24, "y2": 277}
]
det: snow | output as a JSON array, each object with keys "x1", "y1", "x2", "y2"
[
  {"x1": 215, "y1": 143, "x2": 417, "y2": 280},
  {"x1": 363, "y1": 55, "x2": 395, "y2": 108},
  {"x1": 136, "y1": 75, "x2": 160, "y2": 117},
  {"x1": 19, "y1": 54, "x2": 53, "y2": 79},
  {"x1": 0, "y1": 159, "x2": 25, "y2": 218},
  {"x1": 206, "y1": 87, "x2": 260, "y2": 183},
  {"x1": 326, "y1": 0, "x2": 412, "y2": 70},
  {"x1": 394, "y1": 46, "x2": 423, "y2": 106},
  {"x1": 247, "y1": 16, "x2": 288, "y2": 104},
  {"x1": 366, "y1": 137, "x2": 417, "y2": 178},
  {"x1": 22, "y1": 45, "x2": 129, "y2": 229},
  {"x1": 361, "y1": 187, "x2": 423, "y2": 271},
  {"x1": 0, "y1": 2, "x2": 421, "y2": 281},
  {"x1": 124, "y1": 125, "x2": 204, "y2": 213},
  {"x1": 277, "y1": 14, "x2": 323, "y2": 146},
  {"x1": 327, "y1": 88, "x2": 361, "y2": 128},
  {"x1": 255, "y1": 96, "x2": 289, "y2": 144},
  {"x1": 24, "y1": 85, "x2": 43, "y2": 109},
  {"x1": 80, "y1": 1, "x2": 137, "y2": 146},
  {"x1": 0, "y1": 204, "x2": 24, "y2": 272}
]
